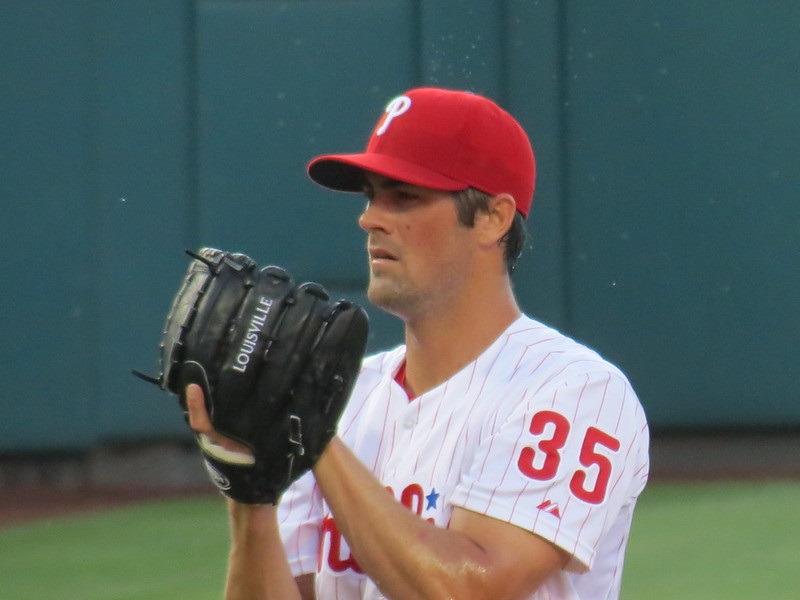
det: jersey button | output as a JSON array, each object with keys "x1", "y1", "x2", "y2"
[{"x1": 403, "y1": 416, "x2": 416, "y2": 429}]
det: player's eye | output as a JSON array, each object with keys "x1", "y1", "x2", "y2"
[{"x1": 395, "y1": 189, "x2": 418, "y2": 201}]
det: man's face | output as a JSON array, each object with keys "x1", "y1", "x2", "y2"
[{"x1": 358, "y1": 173, "x2": 477, "y2": 321}]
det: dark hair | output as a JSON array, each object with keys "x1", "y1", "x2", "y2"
[{"x1": 452, "y1": 188, "x2": 528, "y2": 273}]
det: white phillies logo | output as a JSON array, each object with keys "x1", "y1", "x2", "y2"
[{"x1": 375, "y1": 95, "x2": 411, "y2": 136}]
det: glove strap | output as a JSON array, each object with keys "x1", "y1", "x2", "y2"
[{"x1": 197, "y1": 433, "x2": 255, "y2": 466}]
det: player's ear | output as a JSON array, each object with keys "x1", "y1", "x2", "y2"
[{"x1": 475, "y1": 193, "x2": 517, "y2": 247}]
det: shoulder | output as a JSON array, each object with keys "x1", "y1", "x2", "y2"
[
  {"x1": 490, "y1": 316, "x2": 647, "y2": 441},
  {"x1": 503, "y1": 315, "x2": 631, "y2": 390},
  {"x1": 504, "y1": 315, "x2": 608, "y2": 363}
]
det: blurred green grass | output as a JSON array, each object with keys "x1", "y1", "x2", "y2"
[
  {"x1": 1, "y1": 481, "x2": 798, "y2": 599},
  {"x1": 0, "y1": 496, "x2": 229, "y2": 600},
  {"x1": 622, "y1": 480, "x2": 800, "y2": 599}
]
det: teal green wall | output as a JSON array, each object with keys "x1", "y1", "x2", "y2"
[{"x1": 2, "y1": 1, "x2": 798, "y2": 450}]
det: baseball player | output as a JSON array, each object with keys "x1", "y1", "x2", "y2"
[{"x1": 185, "y1": 87, "x2": 649, "y2": 599}]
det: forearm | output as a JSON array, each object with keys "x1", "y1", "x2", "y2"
[
  {"x1": 313, "y1": 438, "x2": 493, "y2": 600},
  {"x1": 224, "y1": 501, "x2": 303, "y2": 600}
]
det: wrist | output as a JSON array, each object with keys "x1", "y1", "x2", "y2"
[{"x1": 227, "y1": 499, "x2": 279, "y2": 534}]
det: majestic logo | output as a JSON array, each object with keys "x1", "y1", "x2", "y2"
[
  {"x1": 232, "y1": 296, "x2": 273, "y2": 373},
  {"x1": 375, "y1": 95, "x2": 411, "y2": 136},
  {"x1": 537, "y1": 499, "x2": 562, "y2": 519}
]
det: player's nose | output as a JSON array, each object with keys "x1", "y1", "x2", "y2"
[{"x1": 358, "y1": 199, "x2": 390, "y2": 234}]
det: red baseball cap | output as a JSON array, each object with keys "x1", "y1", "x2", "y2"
[{"x1": 307, "y1": 87, "x2": 536, "y2": 218}]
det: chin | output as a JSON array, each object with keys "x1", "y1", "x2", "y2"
[{"x1": 366, "y1": 282, "x2": 412, "y2": 318}]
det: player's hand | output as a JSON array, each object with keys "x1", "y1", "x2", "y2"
[{"x1": 184, "y1": 383, "x2": 254, "y2": 462}]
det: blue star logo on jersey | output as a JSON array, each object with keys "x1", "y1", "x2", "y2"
[{"x1": 425, "y1": 488, "x2": 440, "y2": 510}]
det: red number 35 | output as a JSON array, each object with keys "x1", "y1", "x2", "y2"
[{"x1": 517, "y1": 410, "x2": 620, "y2": 505}]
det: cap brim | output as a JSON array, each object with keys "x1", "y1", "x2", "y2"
[{"x1": 307, "y1": 153, "x2": 468, "y2": 194}]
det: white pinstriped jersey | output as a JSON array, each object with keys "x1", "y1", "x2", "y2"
[{"x1": 279, "y1": 315, "x2": 649, "y2": 599}]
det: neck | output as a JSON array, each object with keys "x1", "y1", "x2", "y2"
[{"x1": 401, "y1": 278, "x2": 520, "y2": 397}]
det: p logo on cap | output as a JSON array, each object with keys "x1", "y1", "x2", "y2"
[
  {"x1": 307, "y1": 87, "x2": 536, "y2": 218},
  {"x1": 375, "y1": 95, "x2": 412, "y2": 136}
]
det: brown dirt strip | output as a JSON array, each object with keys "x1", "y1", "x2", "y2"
[{"x1": 0, "y1": 485, "x2": 216, "y2": 529}]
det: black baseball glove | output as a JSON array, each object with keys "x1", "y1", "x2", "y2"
[{"x1": 135, "y1": 247, "x2": 369, "y2": 504}]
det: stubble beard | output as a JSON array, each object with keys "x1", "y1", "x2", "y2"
[
  {"x1": 365, "y1": 269, "x2": 421, "y2": 320},
  {"x1": 366, "y1": 275, "x2": 406, "y2": 318}
]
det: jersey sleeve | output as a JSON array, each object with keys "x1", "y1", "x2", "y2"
[
  {"x1": 449, "y1": 368, "x2": 649, "y2": 572},
  {"x1": 278, "y1": 470, "x2": 324, "y2": 577}
]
